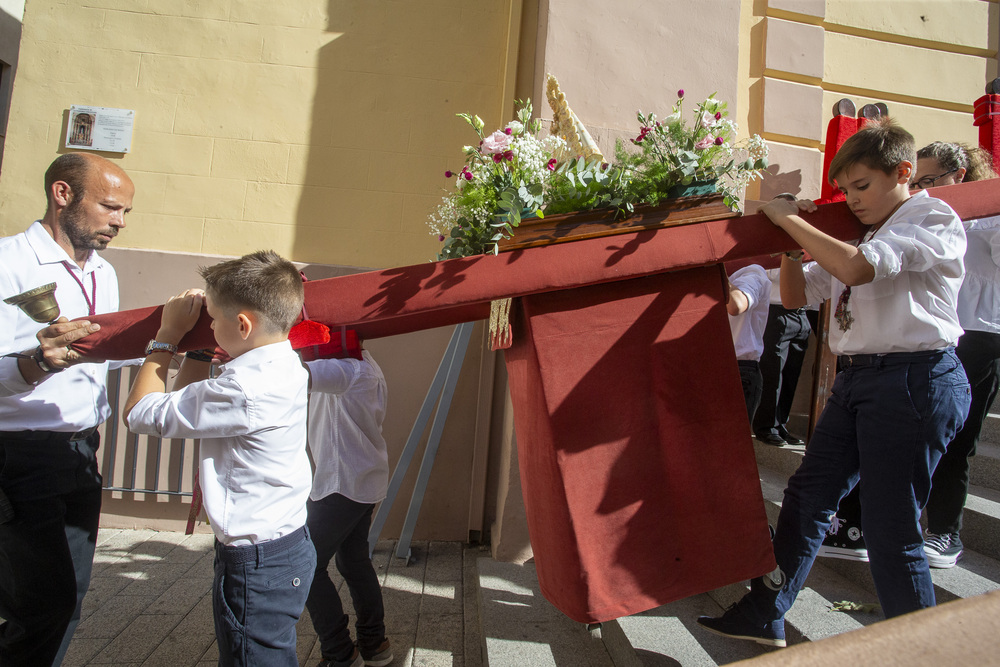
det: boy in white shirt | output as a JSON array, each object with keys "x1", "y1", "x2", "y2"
[
  {"x1": 304, "y1": 351, "x2": 393, "y2": 667},
  {"x1": 123, "y1": 250, "x2": 314, "y2": 667},
  {"x1": 698, "y1": 119, "x2": 971, "y2": 647},
  {"x1": 726, "y1": 264, "x2": 771, "y2": 423}
]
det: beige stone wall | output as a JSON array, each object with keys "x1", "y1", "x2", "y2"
[
  {"x1": 759, "y1": 0, "x2": 998, "y2": 200},
  {"x1": 0, "y1": 0, "x2": 24, "y2": 166},
  {"x1": 523, "y1": 0, "x2": 746, "y2": 162},
  {"x1": 0, "y1": 1, "x2": 521, "y2": 269}
]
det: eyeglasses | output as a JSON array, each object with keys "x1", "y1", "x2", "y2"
[{"x1": 911, "y1": 168, "x2": 959, "y2": 190}]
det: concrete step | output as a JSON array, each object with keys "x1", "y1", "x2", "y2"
[
  {"x1": 478, "y1": 430, "x2": 1000, "y2": 667},
  {"x1": 617, "y1": 559, "x2": 887, "y2": 665},
  {"x1": 974, "y1": 412, "x2": 1000, "y2": 448},
  {"x1": 608, "y1": 456, "x2": 1000, "y2": 665},
  {"x1": 477, "y1": 544, "x2": 886, "y2": 666},
  {"x1": 476, "y1": 557, "x2": 622, "y2": 667},
  {"x1": 970, "y1": 441, "x2": 1000, "y2": 493},
  {"x1": 753, "y1": 439, "x2": 1000, "y2": 562},
  {"x1": 755, "y1": 464, "x2": 1000, "y2": 608}
]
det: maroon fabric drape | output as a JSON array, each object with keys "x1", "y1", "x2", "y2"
[{"x1": 506, "y1": 267, "x2": 775, "y2": 622}]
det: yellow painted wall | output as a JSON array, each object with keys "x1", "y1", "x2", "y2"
[
  {"x1": 0, "y1": 1, "x2": 520, "y2": 269},
  {"x1": 758, "y1": 0, "x2": 999, "y2": 200}
]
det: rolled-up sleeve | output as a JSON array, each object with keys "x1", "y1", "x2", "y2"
[{"x1": 861, "y1": 208, "x2": 966, "y2": 282}]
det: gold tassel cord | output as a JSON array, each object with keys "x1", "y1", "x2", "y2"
[
  {"x1": 546, "y1": 73, "x2": 603, "y2": 161},
  {"x1": 489, "y1": 298, "x2": 513, "y2": 350}
]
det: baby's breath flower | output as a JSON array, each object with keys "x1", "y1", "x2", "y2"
[{"x1": 429, "y1": 100, "x2": 561, "y2": 259}]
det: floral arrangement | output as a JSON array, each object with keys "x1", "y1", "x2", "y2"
[
  {"x1": 427, "y1": 89, "x2": 768, "y2": 258},
  {"x1": 428, "y1": 100, "x2": 566, "y2": 260},
  {"x1": 614, "y1": 90, "x2": 769, "y2": 211}
]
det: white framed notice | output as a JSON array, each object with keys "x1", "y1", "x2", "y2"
[{"x1": 65, "y1": 105, "x2": 135, "y2": 153}]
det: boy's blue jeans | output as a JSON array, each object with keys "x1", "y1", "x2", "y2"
[
  {"x1": 213, "y1": 525, "x2": 316, "y2": 666},
  {"x1": 744, "y1": 348, "x2": 970, "y2": 624}
]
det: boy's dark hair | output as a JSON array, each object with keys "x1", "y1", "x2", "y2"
[
  {"x1": 828, "y1": 117, "x2": 917, "y2": 186},
  {"x1": 199, "y1": 250, "x2": 304, "y2": 335},
  {"x1": 917, "y1": 141, "x2": 998, "y2": 183}
]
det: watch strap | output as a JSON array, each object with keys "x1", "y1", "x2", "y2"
[
  {"x1": 144, "y1": 340, "x2": 179, "y2": 356},
  {"x1": 33, "y1": 347, "x2": 63, "y2": 373}
]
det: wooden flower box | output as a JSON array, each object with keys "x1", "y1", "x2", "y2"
[{"x1": 496, "y1": 192, "x2": 740, "y2": 252}]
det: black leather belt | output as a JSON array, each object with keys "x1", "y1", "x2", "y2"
[
  {"x1": 0, "y1": 426, "x2": 99, "y2": 442},
  {"x1": 841, "y1": 349, "x2": 948, "y2": 368}
]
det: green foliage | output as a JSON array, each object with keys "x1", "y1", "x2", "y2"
[
  {"x1": 432, "y1": 99, "x2": 562, "y2": 260},
  {"x1": 545, "y1": 157, "x2": 636, "y2": 217},
  {"x1": 429, "y1": 92, "x2": 769, "y2": 260},
  {"x1": 613, "y1": 93, "x2": 769, "y2": 210}
]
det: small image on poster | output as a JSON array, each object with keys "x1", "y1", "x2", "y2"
[{"x1": 66, "y1": 105, "x2": 134, "y2": 153}]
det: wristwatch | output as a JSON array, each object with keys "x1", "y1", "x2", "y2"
[
  {"x1": 33, "y1": 346, "x2": 63, "y2": 373},
  {"x1": 144, "y1": 340, "x2": 179, "y2": 356}
]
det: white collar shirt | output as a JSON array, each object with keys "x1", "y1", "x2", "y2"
[
  {"x1": 765, "y1": 267, "x2": 784, "y2": 305},
  {"x1": 728, "y1": 265, "x2": 771, "y2": 361},
  {"x1": 306, "y1": 350, "x2": 389, "y2": 504},
  {"x1": 126, "y1": 341, "x2": 311, "y2": 546},
  {"x1": 802, "y1": 190, "x2": 966, "y2": 355},
  {"x1": 956, "y1": 215, "x2": 1000, "y2": 335},
  {"x1": 0, "y1": 221, "x2": 118, "y2": 430}
]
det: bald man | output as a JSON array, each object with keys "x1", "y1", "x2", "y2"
[{"x1": 0, "y1": 153, "x2": 134, "y2": 666}]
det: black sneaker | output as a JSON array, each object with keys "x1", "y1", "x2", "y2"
[
  {"x1": 697, "y1": 601, "x2": 786, "y2": 647},
  {"x1": 816, "y1": 515, "x2": 869, "y2": 562},
  {"x1": 924, "y1": 531, "x2": 963, "y2": 569}
]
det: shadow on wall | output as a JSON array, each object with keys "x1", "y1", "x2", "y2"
[
  {"x1": 287, "y1": 1, "x2": 510, "y2": 546},
  {"x1": 760, "y1": 162, "x2": 804, "y2": 200},
  {"x1": 0, "y1": 5, "x2": 24, "y2": 173},
  {"x1": 291, "y1": 1, "x2": 510, "y2": 268}
]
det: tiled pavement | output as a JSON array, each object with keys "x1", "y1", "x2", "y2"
[{"x1": 63, "y1": 529, "x2": 487, "y2": 667}]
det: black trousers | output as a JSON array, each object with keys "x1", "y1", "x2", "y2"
[
  {"x1": 753, "y1": 305, "x2": 812, "y2": 438},
  {"x1": 926, "y1": 330, "x2": 1000, "y2": 534},
  {"x1": 305, "y1": 493, "x2": 387, "y2": 662},
  {"x1": 0, "y1": 431, "x2": 102, "y2": 667},
  {"x1": 739, "y1": 359, "x2": 763, "y2": 425}
]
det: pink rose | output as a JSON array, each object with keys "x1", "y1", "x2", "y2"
[
  {"x1": 694, "y1": 136, "x2": 715, "y2": 150},
  {"x1": 481, "y1": 130, "x2": 513, "y2": 154}
]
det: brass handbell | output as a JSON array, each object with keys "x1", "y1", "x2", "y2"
[{"x1": 3, "y1": 283, "x2": 61, "y2": 324}]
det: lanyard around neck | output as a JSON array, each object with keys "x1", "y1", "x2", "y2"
[{"x1": 61, "y1": 261, "x2": 98, "y2": 317}]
